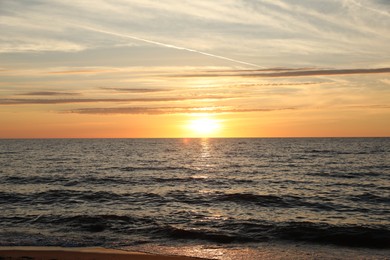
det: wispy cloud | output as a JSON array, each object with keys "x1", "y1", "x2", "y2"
[
  {"x1": 175, "y1": 67, "x2": 390, "y2": 78},
  {"x1": 73, "y1": 24, "x2": 263, "y2": 68},
  {"x1": 226, "y1": 82, "x2": 321, "y2": 88},
  {"x1": 47, "y1": 69, "x2": 116, "y2": 75},
  {"x1": 17, "y1": 91, "x2": 80, "y2": 96},
  {"x1": 100, "y1": 87, "x2": 171, "y2": 93},
  {"x1": 380, "y1": 79, "x2": 390, "y2": 85},
  {"x1": 0, "y1": 39, "x2": 85, "y2": 53},
  {"x1": 346, "y1": 0, "x2": 390, "y2": 18},
  {"x1": 1, "y1": 0, "x2": 389, "y2": 68},
  {"x1": 0, "y1": 66, "x2": 226, "y2": 77},
  {"x1": 68, "y1": 106, "x2": 296, "y2": 115},
  {"x1": 0, "y1": 95, "x2": 235, "y2": 105},
  {"x1": 67, "y1": 103, "x2": 390, "y2": 115}
]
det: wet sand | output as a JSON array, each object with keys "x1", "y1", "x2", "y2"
[
  {"x1": 124, "y1": 243, "x2": 390, "y2": 260},
  {"x1": 0, "y1": 247, "x2": 207, "y2": 260},
  {"x1": 2, "y1": 244, "x2": 390, "y2": 260}
]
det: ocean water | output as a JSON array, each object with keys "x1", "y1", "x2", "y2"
[{"x1": 0, "y1": 138, "x2": 389, "y2": 253}]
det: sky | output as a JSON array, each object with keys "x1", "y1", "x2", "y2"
[{"x1": 0, "y1": 0, "x2": 389, "y2": 138}]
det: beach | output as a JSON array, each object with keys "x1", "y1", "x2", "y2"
[
  {"x1": 1, "y1": 244, "x2": 390, "y2": 260},
  {"x1": 0, "y1": 247, "x2": 205, "y2": 260}
]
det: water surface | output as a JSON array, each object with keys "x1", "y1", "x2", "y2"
[{"x1": 0, "y1": 138, "x2": 389, "y2": 250}]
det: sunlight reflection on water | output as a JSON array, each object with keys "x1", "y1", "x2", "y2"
[{"x1": 124, "y1": 243, "x2": 390, "y2": 260}]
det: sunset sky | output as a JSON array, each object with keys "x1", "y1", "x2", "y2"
[{"x1": 1, "y1": 0, "x2": 389, "y2": 138}]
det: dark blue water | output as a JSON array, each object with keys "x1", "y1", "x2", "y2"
[{"x1": 0, "y1": 138, "x2": 389, "y2": 249}]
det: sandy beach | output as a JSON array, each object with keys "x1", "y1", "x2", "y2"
[
  {"x1": 0, "y1": 247, "x2": 207, "y2": 260},
  {"x1": 2, "y1": 245, "x2": 390, "y2": 260}
]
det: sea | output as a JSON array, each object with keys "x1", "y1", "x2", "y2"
[{"x1": 0, "y1": 138, "x2": 389, "y2": 259}]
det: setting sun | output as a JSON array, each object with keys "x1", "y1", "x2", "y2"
[{"x1": 188, "y1": 117, "x2": 221, "y2": 137}]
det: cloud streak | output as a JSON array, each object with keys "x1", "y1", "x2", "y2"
[
  {"x1": 100, "y1": 87, "x2": 171, "y2": 93},
  {"x1": 68, "y1": 106, "x2": 296, "y2": 115},
  {"x1": 225, "y1": 82, "x2": 322, "y2": 88},
  {"x1": 347, "y1": 0, "x2": 390, "y2": 18},
  {"x1": 175, "y1": 67, "x2": 390, "y2": 78},
  {"x1": 17, "y1": 91, "x2": 80, "y2": 96},
  {"x1": 0, "y1": 95, "x2": 234, "y2": 105},
  {"x1": 73, "y1": 24, "x2": 262, "y2": 68},
  {"x1": 67, "y1": 104, "x2": 390, "y2": 115}
]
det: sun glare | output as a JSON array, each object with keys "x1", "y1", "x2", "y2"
[{"x1": 188, "y1": 117, "x2": 221, "y2": 137}]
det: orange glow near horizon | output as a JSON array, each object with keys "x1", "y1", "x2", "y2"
[
  {"x1": 1, "y1": 103, "x2": 390, "y2": 138},
  {"x1": 1, "y1": 108, "x2": 389, "y2": 138},
  {"x1": 188, "y1": 116, "x2": 221, "y2": 137},
  {"x1": 186, "y1": 116, "x2": 222, "y2": 138}
]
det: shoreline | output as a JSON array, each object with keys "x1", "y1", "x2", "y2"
[
  {"x1": 0, "y1": 247, "x2": 207, "y2": 260},
  {"x1": 2, "y1": 244, "x2": 390, "y2": 260}
]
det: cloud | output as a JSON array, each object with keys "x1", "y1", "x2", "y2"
[
  {"x1": 67, "y1": 106, "x2": 296, "y2": 115},
  {"x1": 1, "y1": 0, "x2": 389, "y2": 69},
  {"x1": 100, "y1": 87, "x2": 171, "y2": 93},
  {"x1": 253, "y1": 67, "x2": 390, "y2": 77},
  {"x1": 226, "y1": 82, "x2": 322, "y2": 88},
  {"x1": 47, "y1": 69, "x2": 116, "y2": 75},
  {"x1": 73, "y1": 23, "x2": 263, "y2": 68},
  {"x1": 380, "y1": 79, "x2": 390, "y2": 85},
  {"x1": 71, "y1": 104, "x2": 390, "y2": 115},
  {"x1": 175, "y1": 67, "x2": 390, "y2": 78},
  {"x1": 0, "y1": 66, "x2": 226, "y2": 77},
  {"x1": 17, "y1": 91, "x2": 80, "y2": 96},
  {"x1": 0, "y1": 34, "x2": 85, "y2": 53},
  {"x1": 346, "y1": 0, "x2": 390, "y2": 18},
  {"x1": 0, "y1": 95, "x2": 234, "y2": 105},
  {"x1": 344, "y1": 104, "x2": 390, "y2": 109},
  {"x1": 205, "y1": 67, "x2": 314, "y2": 73}
]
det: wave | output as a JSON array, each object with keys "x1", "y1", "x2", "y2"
[
  {"x1": 350, "y1": 192, "x2": 390, "y2": 204},
  {"x1": 119, "y1": 166, "x2": 191, "y2": 172},
  {"x1": 275, "y1": 222, "x2": 390, "y2": 248},
  {"x1": 0, "y1": 190, "x2": 165, "y2": 205},
  {"x1": 305, "y1": 149, "x2": 381, "y2": 155},
  {"x1": 2, "y1": 174, "x2": 255, "y2": 187},
  {"x1": 160, "y1": 221, "x2": 390, "y2": 248},
  {"x1": 2, "y1": 189, "x2": 380, "y2": 215},
  {"x1": 152, "y1": 177, "x2": 254, "y2": 185},
  {"x1": 57, "y1": 214, "x2": 156, "y2": 233},
  {"x1": 157, "y1": 225, "x2": 251, "y2": 243},
  {"x1": 164, "y1": 191, "x2": 345, "y2": 211},
  {"x1": 1, "y1": 211, "x2": 389, "y2": 248},
  {"x1": 307, "y1": 170, "x2": 384, "y2": 179},
  {"x1": 2, "y1": 175, "x2": 70, "y2": 185}
]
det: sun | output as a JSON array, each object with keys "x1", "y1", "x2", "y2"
[{"x1": 188, "y1": 117, "x2": 221, "y2": 137}]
